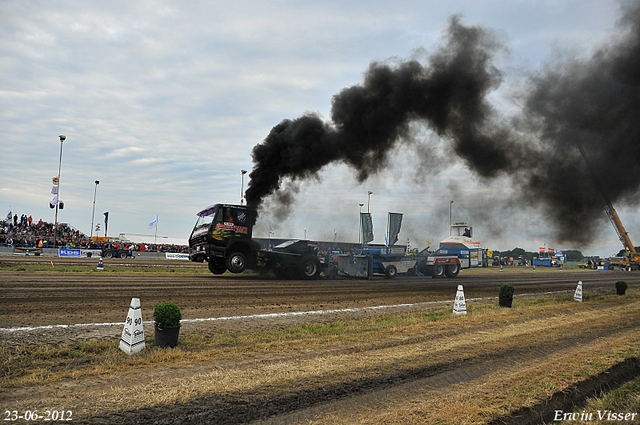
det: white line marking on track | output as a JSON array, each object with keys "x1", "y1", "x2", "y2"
[{"x1": 0, "y1": 289, "x2": 577, "y2": 333}]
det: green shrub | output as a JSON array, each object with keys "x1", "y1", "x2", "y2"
[
  {"x1": 499, "y1": 284, "x2": 515, "y2": 298},
  {"x1": 153, "y1": 302, "x2": 182, "y2": 327}
]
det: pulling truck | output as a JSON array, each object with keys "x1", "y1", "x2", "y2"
[
  {"x1": 411, "y1": 222, "x2": 487, "y2": 278},
  {"x1": 434, "y1": 222, "x2": 486, "y2": 270},
  {"x1": 188, "y1": 203, "x2": 324, "y2": 279}
]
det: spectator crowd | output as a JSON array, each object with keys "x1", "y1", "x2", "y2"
[
  {"x1": 1, "y1": 213, "x2": 86, "y2": 249},
  {"x1": 1, "y1": 212, "x2": 187, "y2": 253}
]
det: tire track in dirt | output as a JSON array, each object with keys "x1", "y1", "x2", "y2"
[
  {"x1": 1, "y1": 264, "x2": 635, "y2": 329},
  {"x1": 251, "y1": 326, "x2": 640, "y2": 425},
  {"x1": 82, "y1": 302, "x2": 640, "y2": 424},
  {"x1": 487, "y1": 357, "x2": 640, "y2": 425}
]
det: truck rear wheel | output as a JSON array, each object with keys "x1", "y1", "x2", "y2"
[
  {"x1": 298, "y1": 255, "x2": 321, "y2": 280},
  {"x1": 444, "y1": 263, "x2": 460, "y2": 278},
  {"x1": 208, "y1": 261, "x2": 227, "y2": 275},
  {"x1": 118, "y1": 251, "x2": 127, "y2": 259},
  {"x1": 226, "y1": 251, "x2": 247, "y2": 273}
]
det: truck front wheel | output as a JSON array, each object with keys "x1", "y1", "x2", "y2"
[
  {"x1": 431, "y1": 264, "x2": 445, "y2": 278},
  {"x1": 208, "y1": 261, "x2": 227, "y2": 275},
  {"x1": 385, "y1": 265, "x2": 398, "y2": 278},
  {"x1": 226, "y1": 251, "x2": 247, "y2": 273},
  {"x1": 298, "y1": 256, "x2": 321, "y2": 280}
]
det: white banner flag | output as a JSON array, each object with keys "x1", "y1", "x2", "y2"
[
  {"x1": 148, "y1": 216, "x2": 157, "y2": 229},
  {"x1": 51, "y1": 186, "x2": 58, "y2": 195}
]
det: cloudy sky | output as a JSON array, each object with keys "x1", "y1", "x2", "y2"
[{"x1": 1, "y1": 0, "x2": 635, "y2": 256}]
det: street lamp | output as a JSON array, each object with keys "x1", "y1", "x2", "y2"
[
  {"x1": 449, "y1": 200, "x2": 454, "y2": 235},
  {"x1": 367, "y1": 191, "x2": 373, "y2": 213},
  {"x1": 90, "y1": 180, "x2": 100, "y2": 238},
  {"x1": 240, "y1": 170, "x2": 247, "y2": 205},
  {"x1": 358, "y1": 203, "x2": 364, "y2": 244},
  {"x1": 53, "y1": 135, "x2": 66, "y2": 248}
]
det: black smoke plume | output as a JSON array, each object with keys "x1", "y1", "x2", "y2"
[
  {"x1": 246, "y1": 3, "x2": 640, "y2": 246},
  {"x1": 518, "y1": 1, "x2": 640, "y2": 243},
  {"x1": 246, "y1": 15, "x2": 509, "y2": 209}
]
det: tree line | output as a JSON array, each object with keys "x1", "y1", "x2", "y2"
[{"x1": 493, "y1": 248, "x2": 584, "y2": 262}]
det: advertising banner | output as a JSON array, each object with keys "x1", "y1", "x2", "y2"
[
  {"x1": 13, "y1": 247, "x2": 42, "y2": 256},
  {"x1": 387, "y1": 212, "x2": 403, "y2": 246},
  {"x1": 360, "y1": 212, "x2": 374, "y2": 244},
  {"x1": 59, "y1": 249, "x2": 82, "y2": 257},
  {"x1": 165, "y1": 253, "x2": 189, "y2": 260},
  {"x1": 58, "y1": 249, "x2": 102, "y2": 257}
]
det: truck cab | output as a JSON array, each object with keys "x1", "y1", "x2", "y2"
[
  {"x1": 189, "y1": 203, "x2": 323, "y2": 279},
  {"x1": 435, "y1": 222, "x2": 485, "y2": 269},
  {"x1": 189, "y1": 204, "x2": 259, "y2": 274}
]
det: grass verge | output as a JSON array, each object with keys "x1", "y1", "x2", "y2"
[
  {"x1": 1, "y1": 294, "x2": 636, "y2": 390},
  {"x1": 2, "y1": 292, "x2": 639, "y2": 424}
]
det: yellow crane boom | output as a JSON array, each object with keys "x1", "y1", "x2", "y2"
[{"x1": 575, "y1": 140, "x2": 639, "y2": 265}]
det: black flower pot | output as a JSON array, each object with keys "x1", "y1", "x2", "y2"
[
  {"x1": 499, "y1": 296, "x2": 513, "y2": 308},
  {"x1": 154, "y1": 323, "x2": 181, "y2": 348},
  {"x1": 615, "y1": 281, "x2": 628, "y2": 295}
]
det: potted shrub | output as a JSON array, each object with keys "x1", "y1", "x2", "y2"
[
  {"x1": 153, "y1": 301, "x2": 182, "y2": 348},
  {"x1": 615, "y1": 280, "x2": 628, "y2": 296},
  {"x1": 499, "y1": 284, "x2": 515, "y2": 308}
]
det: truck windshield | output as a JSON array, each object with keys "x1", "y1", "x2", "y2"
[
  {"x1": 194, "y1": 205, "x2": 221, "y2": 229},
  {"x1": 195, "y1": 214, "x2": 215, "y2": 229}
]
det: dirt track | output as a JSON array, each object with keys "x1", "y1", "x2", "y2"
[
  {"x1": 0, "y1": 256, "x2": 632, "y2": 330},
  {"x1": 1, "y1": 257, "x2": 639, "y2": 424}
]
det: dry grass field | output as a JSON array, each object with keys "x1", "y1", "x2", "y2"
[{"x1": 1, "y1": 256, "x2": 639, "y2": 424}]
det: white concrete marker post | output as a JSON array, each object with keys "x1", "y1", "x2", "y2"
[
  {"x1": 119, "y1": 298, "x2": 145, "y2": 355},
  {"x1": 574, "y1": 281, "x2": 583, "y2": 302},
  {"x1": 453, "y1": 285, "x2": 467, "y2": 315}
]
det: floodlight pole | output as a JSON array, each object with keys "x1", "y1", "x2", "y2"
[
  {"x1": 449, "y1": 200, "x2": 454, "y2": 235},
  {"x1": 53, "y1": 135, "x2": 65, "y2": 248},
  {"x1": 91, "y1": 180, "x2": 100, "y2": 238},
  {"x1": 358, "y1": 203, "x2": 364, "y2": 244},
  {"x1": 240, "y1": 170, "x2": 247, "y2": 205}
]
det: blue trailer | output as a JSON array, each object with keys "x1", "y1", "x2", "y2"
[
  {"x1": 337, "y1": 222, "x2": 485, "y2": 279},
  {"x1": 532, "y1": 252, "x2": 566, "y2": 267},
  {"x1": 338, "y1": 245, "x2": 463, "y2": 279}
]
